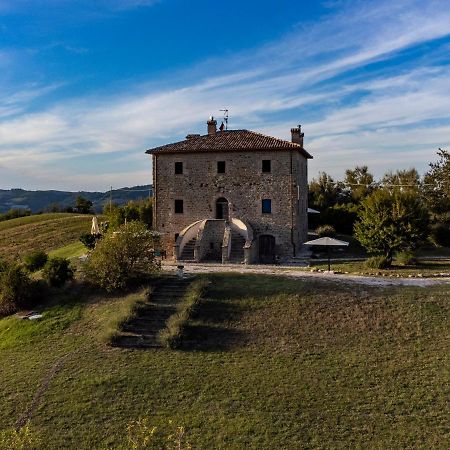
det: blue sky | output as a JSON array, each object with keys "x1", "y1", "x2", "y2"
[{"x1": 1, "y1": 0, "x2": 450, "y2": 191}]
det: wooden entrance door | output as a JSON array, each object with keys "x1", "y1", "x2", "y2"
[
  {"x1": 259, "y1": 235, "x2": 275, "y2": 264},
  {"x1": 216, "y1": 198, "x2": 229, "y2": 220}
]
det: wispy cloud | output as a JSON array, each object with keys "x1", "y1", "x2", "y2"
[{"x1": 1, "y1": 0, "x2": 450, "y2": 189}]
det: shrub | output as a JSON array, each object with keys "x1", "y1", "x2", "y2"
[
  {"x1": 0, "y1": 422, "x2": 42, "y2": 450},
  {"x1": 316, "y1": 224, "x2": 336, "y2": 238},
  {"x1": 396, "y1": 251, "x2": 417, "y2": 266},
  {"x1": 310, "y1": 203, "x2": 360, "y2": 235},
  {"x1": 0, "y1": 263, "x2": 34, "y2": 316},
  {"x1": 365, "y1": 256, "x2": 391, "y2": 269},
  {"x1": 42, "y1": 257, "x2": 74, "y2": 287},
  {"x1": 79, "y1": 233, "x2": 102, "y2": 250},
  {"x1": 429, "y1": 223, "x2": 450, "y2": 247},
  {"x1": 84, "y1": 221, "x2": 161, "y2": 292},
  {"x1": 23, "y1": 250, "x2": 48, "y2": 272}
]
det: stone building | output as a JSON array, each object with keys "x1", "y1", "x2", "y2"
[{"x1": 146, "y1": 118, "x2": 313, "y2": 264}]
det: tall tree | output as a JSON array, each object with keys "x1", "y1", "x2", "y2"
[
  {"x1": 423, "y1": 149, "x2": 450, "y2": 222},
  {"x1": 382, "y1": 168, "x2": 421, "y2": 194},
  {"x1": 354, "y1": 189, "x2": 429, "y2": 263},
  {"x1": 344, "y1": 165, "x2": 375, "y2": 204},
  {"x1": 308, "y1": 172, "x2": 343, "y2": 209},
  {"x1": 75, "y1": 196, "x2": 93, "y2": 214}
]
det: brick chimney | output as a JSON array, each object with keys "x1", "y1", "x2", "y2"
[
  {"x1": 207, "y1": 116, "x2": 217, "y2": 135},
  {"x1": 291, "y1": 125, "x2": 304, "y2": 147}
]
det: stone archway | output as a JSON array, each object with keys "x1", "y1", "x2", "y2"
[{"x1": 216, "y1": 197, "x2": 229, "y2": 220}]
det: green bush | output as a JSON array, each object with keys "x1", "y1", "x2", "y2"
[
  {"x1": 0, "y1": 263, "x2": 34, "y2": 316},
  {"x1": 84, "y1": 221, "x2": 160, "y2": 292},
  {"x1": 316, "y1": 225, "x2": 336, "y2": 238},
  {"x1": 42, "y1": 257, "x2": 74, "y2": 287},
  {"x1": 429, "y1": 223, "x2": 450, "y2": 247},
  {"x1": 23, "y1": 250, "x2": 48, "y2": 272},
  {"x1": 310, "y1": 203, "x2": 359, "y2": 235},
  {"x1": 396, "y1": 251, "x2": 417, "y2": 266},
  {"x1": 79, "y1": 233, "x2": 102, "y2": 250},
  {"x1": 365, "y1": 256, "x2": 391, "y2": 269}
]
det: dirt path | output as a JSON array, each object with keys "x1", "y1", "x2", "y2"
[{"x1": 163, "y1": 262, "x2": 450, "y2": 287}]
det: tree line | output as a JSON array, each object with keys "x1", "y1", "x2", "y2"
[{"x1": 308, "y1": 149, "x2": 450, "y2": 266}]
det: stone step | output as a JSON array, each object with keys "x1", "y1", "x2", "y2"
[{"x1": 113, "y1": 276, "x2": 195, "y2": 350}]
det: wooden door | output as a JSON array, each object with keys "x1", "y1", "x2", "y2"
[{"x1": 259, "y1": 235, "x2": 275, "y2": 264}]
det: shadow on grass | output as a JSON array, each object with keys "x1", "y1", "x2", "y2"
[{"x1": 183, "y1": 324, "x2": 247, "y2": 351}]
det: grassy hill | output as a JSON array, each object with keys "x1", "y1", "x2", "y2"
[
  {"x1": 0, "y1": 213, "x2": 94, "y2": 261},
  {"x1": 0, "y1": 274, "x2": 448, "y2": 448}
]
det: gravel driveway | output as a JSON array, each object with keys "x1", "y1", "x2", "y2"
[{"x1": 163, "y1": 262, "x2": 450, "y2": 287}]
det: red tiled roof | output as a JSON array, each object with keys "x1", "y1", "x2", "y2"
[{"x1": 145, "y1": 130, "x2": 313, "y2": 159}]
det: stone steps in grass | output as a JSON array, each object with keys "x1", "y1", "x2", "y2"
[{"x1": 112, "y1": 275, "x2": 193, "y2": 349}]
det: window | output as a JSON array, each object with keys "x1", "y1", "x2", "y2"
[
  {"x1": 217, "y1": 161, "x2": 226, "y2": 173},
  {"x1": 262, "y1": 199, "x2": 272, "y2": 214},
  {"x1": 174, "y1": 161, "x2": 183, "y2": 174},
  {"x1": 262, "y1": 160, "x2": 271, "y2": 173},
  {"x1": 174, "y1": 199, "x2": 184, "y2": 214}
]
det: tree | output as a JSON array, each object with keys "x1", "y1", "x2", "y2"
[
  {"x1": 103, "y1": 199, "x2": 153, "y2": 230},
  {"x1": 75, "y1": 196, "x2": 93, "y2": 214},
  {"x1": 382, "y1": 168, "x2": 421, "y2": 195},
  {"x1": 84, "y1": 221, "x2": 160, "y2": 291},
  {"x1": 308, "y1": 172, "x2": 344, "y2": 209},
  {"x1": 423, "y1": 148, "x2": 450, "y2": 222},
  {"x1": 354, "y1": 189, "x2": 428, "y2": 263},
  {"x1": 344, "y1": 165, "x2": 375, "y2": 204}
]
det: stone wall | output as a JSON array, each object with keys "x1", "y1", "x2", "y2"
[
  {"x1": 153, "y1": 149, "x2": 309, "y2": 260},
  {"x1": 196, "y1": 219, "x2": 225, "y2": 261}
]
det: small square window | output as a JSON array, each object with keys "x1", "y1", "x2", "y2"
[
  {"x1": 175, "y1": 161, "x2": 183, "y2": 174},
  {"x1": 262, "y1": 199, "x2": 272, "y2": 214},
  {"x1": 262, "y1": 160, "x2": 271, "y2": 173},
  {"x1": 217, "y1": 161, "x2": 226, "y2": 173},
  {"x1": 174, "y1": 199, "x2": 184, "y2": 214}
]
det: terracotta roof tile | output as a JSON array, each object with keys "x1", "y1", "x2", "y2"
[{"x1": 145, "y1": 129, "x2": 313, "y2": 159}]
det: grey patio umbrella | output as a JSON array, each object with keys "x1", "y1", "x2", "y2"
[{"x1": 303, "y1": 237, "x2": 349, "y2": 271}]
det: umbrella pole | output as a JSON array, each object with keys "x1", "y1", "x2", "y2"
[{"x1": 328, "y1": 246, "x2": 330, "y2": 271}]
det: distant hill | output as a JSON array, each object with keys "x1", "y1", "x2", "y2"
[{"x1": 0, "y1": 185, "x2": 153, "y2": 213}]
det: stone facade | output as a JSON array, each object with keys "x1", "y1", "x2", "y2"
[{"x1": 147, "y1": 120, "x2": 312, "y2": 263}]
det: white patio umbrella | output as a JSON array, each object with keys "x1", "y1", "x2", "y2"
[
  {"x1": 303, "y1": 237, "x2": 349, "y2": 271},
  {"x1": 91, "y1": 216, "x2": 100, "y2": 235},
  {"x1": 307, "y1": 208, "x2": 320, "y2": 214}
]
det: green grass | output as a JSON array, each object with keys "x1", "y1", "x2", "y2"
[
  {"x1": 0, "y1": 213, "x2": 100, "y2": 261},
  {"x1": 48, "y1": 241, "x2": 86, "y2": 260},
  {"x1": 311, "y1": 258, "x2": 450, "y2": 276},
  {"x1": 158, "y1": 278, "x2": 209, "y2": 348},
  {"x1": 0, "y1": 274, "x2": 448, "y2": 448}
]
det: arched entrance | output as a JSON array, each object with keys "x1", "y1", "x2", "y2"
[
  {"x1": 259, "y1": 234, "x2": 276, "y2": 264},
  {"x1": 216, "y1": 197, "x2": 229, "y2": 220}
]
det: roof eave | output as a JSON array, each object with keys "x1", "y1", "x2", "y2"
[{"x1": 146, "y1": 147, "x2": 313, "y2": 157}]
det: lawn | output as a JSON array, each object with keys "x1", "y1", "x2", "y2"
[
  {"x1": 0, "y1": 213, "x2": 97, "y2": 261},
  {"x1": 311, "y1": 258, "x2": 450, "y2": 277},
  {"x1": 0, "y1": 274, "x2": 449, "y2": 448}
]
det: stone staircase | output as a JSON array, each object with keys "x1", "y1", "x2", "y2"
[
  {"x1": 179, "y1": 237, "x2": 196, "y2": 261},
  {"x1": 113, "y1": 276, "x2": 192, "y2": 349},
  {"x1": 230, "y1": 232, "x2": 245, "y2": 263}
]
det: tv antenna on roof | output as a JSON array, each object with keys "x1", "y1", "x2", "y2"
[{"x1": 219, "y1": 109, "x2": 229, "y2": 130}]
